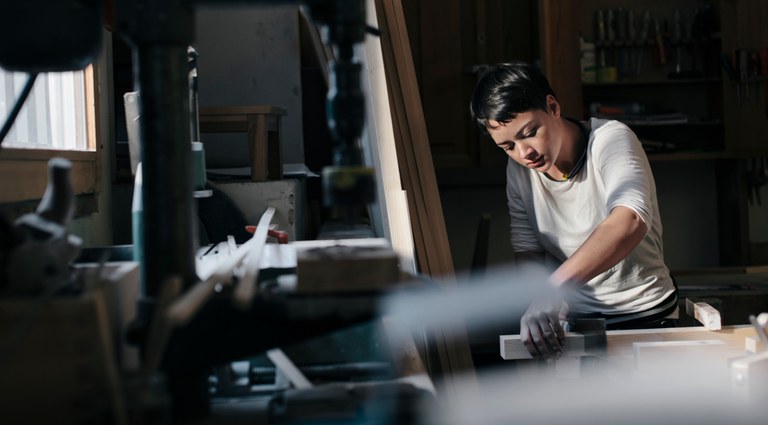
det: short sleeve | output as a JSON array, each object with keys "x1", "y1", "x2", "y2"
[{"x1": 592, "y1": 121, "x2": 654, "y2": 232}]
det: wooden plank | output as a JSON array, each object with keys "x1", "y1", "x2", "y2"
[
  {"x1": 686, "y1": 299, "x2": 722, "y2": 330},
  {"x1": 294, "y1": 238, "x2": 401, "y2": 293},
  {"x1": 375, "y1": 0, "x2": 431, "y2": 275},
  {"x1": 0, "y1": 290, "x2": 125, "y2": 423},
  {"x1": 375, "y1": 0, "x2": 475, "y2": 389},
  {"x1": 500, "y1": 333, "x2": 586, "y2": 360},
  {"x1": 0, "y1": 149, "x2": 98, "y2": 203},
  {"x1": 199, "y1": 105, "x2": 286, "y2": 116},
  {"x1": 537, "y1": 0, "x2": 582, "y2": 117},
  {"x1": 501, "y1": 325, "x2": 758, "y2": 360},
  {"x1": 633, "y1": 339, "x2": 726, "y2": 371},
  {"x1": 731, "y1": 351, "x2": 768, "y2": 400},
  {"x1": 359, "y1": 3, "x2": 417, "y2": 273},
  {"x1": 266, "y1": 348, "x2": 313, "y2": 390},
  {"x1": 376, "y1": 0, "x2": 454, "y2": 278}
]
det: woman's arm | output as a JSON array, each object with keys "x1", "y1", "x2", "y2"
[
  {"x1": 520, "y1": 206, "x2": 646, "y2": 358},
  {"x1": 550, "y1": 205, "x2": 647, "y2": 288}
]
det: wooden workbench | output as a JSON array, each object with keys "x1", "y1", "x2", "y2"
[{"x1": 501, "y1": 325, "x2": 759, "y2": 362}]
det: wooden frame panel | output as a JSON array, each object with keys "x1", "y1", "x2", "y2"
[{"x1": 0, "y1": 64, "x2": 101, "y2": 204}]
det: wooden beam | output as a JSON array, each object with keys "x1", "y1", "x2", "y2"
[
  {"x1": 375, "y1": 0, "x2": 455, "y2": 278},
  {"x1": 374, "y1": 0, "x2": 474, "y2": 390},
  {"x1": 501, "y1": 325, "x2": 759, "y2": 360},
  {"x1": 686, "y1": 299, "x2": 722, "y2": 330},
  {"x1": 500, "y1": 333, "x2": 586, "y2": 360},
  {"x1": 537, "y1": 0, "x2": 582, "y2": 118}
]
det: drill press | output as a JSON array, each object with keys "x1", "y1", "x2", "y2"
[{"x1": 306, "y1": 0, "x2": 377, "y2": 221}]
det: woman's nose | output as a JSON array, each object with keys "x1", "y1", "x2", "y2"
[{"x1": 517, "y1": 142, "x2": 535, "y2": 159}]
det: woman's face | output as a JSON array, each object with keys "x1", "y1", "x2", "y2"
[{"x1": 487, "y1": 95, "x2": 563, "y2": 174}]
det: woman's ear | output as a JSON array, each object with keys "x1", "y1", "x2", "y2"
[{"x1": 546, "y1": 94, "x2": 560, "y2": 117}]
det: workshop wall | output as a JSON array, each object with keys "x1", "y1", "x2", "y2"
[{"x1": 194, "y1": 5, "x2": 305, "y2": 167}]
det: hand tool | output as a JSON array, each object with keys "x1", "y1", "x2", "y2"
[{"x1": 245, "y1": 225, "x2": 289, "y2": 244}]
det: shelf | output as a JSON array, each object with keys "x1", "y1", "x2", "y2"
[
  {"x1": 646, "y1": 150, "x2": 768, "y2": 162},
  {"x1": 624, "y1": 120, "x2": 722, "y2": 127},
  {"x1": 646, "y1": 151, "x2": 729, "y2": 162},
  {"x1": 728, "y1": 76, "x2": 768, "y2": 85},
  {"x1": 584, "y1": 77, "x2": 722, "y2": 87}
]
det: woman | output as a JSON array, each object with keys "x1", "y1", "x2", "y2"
[{"x1": 470, "y1": 62, "x2": 677, "y2": 358}]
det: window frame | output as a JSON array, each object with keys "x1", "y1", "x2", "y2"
[{"x1": 0, "y1": 62, "x2": 101, "y2": 204}]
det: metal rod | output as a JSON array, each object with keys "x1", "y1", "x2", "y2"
[{"x1": 134, "y1": 44, "x2": 197, "y2": 297}]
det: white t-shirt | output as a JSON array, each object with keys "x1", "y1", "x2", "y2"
[{"x1": 506, "y1": 118, "x2": 675, "y2": 315}]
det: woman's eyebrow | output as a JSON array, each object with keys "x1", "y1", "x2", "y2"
[{"x1": 515, "y1": 120, "x2": 534, "y2": 139}]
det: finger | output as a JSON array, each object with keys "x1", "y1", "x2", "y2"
[
  {"x1": 520, "y1": 321, "x2": 542, "y2": 358},
  {"x1": 530, "y1": 314, "x2": 555, "y2": 358},
  {"x1": 550, "y1": 319, "x2": 565, "y2": 345},
  {"x1": 557, "y1": 301, "x2": 569, "y2": 339},
  {"x1": 537, "y1": 312, "x2": 562, "y2": 354}
]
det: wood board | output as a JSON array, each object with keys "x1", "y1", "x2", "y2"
[
  {"x1": 373, "y1": 0, "x2": 475, "y2": 391},
  {"x1": 501, "y1": 325, "x2": 758, "y2": 361}
]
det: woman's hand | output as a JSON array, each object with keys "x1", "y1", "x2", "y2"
[{"x1": 520, "y1": 298, "x2": 568, "y2": 359}]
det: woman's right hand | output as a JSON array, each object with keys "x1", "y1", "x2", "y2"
[{"x1": 520, "y1": 299, "x2": 568, "y2": 359}]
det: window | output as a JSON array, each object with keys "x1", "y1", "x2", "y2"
[
  {"x1": 0, "y1": 64, "x2": 100, "y2": 205},
  {"x1": 0, "y1": 70, "x2": 92, "y2": 151}
]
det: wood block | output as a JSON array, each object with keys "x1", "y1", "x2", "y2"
[
  {"x1": 685, "y1": 298, "x2": 722, "y2": 330},
  {"x1": 730, "y1": 351, "x2": 768, "y2": 400},
  {"x1": 295, "y1": 238, "x2": 400, "y2": 293},
  {"x1": 76, "y1": 261, "x2": 140, "y2": 371},
  {"x1": 500, "y1": 333, "x2": 586, "y2": 360},
  {"x1": 633, "y1": 340, "x2": 726, "y2": 371},
  {"x1": 745, "y1": 336, "x2": 765, "y2": 354},
  {"x1": 0, "y1": 288, "x2": 125, "y2": 423}
]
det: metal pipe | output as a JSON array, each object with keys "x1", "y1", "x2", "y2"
[{"x1": 134, "y1": 44, "x2": 197, "y2": 297}]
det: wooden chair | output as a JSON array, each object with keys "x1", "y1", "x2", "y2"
[{"x1": 199, "y1": 106, "x2": 287, "y2": 182}]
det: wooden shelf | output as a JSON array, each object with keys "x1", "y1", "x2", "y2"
[
  {"x1": 584, "y1": 77, "x2": 722, "y2": 87},
  {"x1": 728, "y1": 76, "x2": 768, "y2": 85},
  {"x1": 647, "y1": 150, "x2": 768, "y2": 162},
  {"x1": 647, "y1": 151, "x2": 730, "y2": 162}
]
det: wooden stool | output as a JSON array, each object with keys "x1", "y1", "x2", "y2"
[{"x1": 199, "y1": 105, "x2": 287, "y2": 181}]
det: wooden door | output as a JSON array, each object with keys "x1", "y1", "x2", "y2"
[{"x1": 403, "y1": 0, "x2": 538, "y2": 169}]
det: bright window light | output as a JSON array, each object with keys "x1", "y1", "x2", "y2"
[{"x1": 0, "y1": 69, "x2": 90, "y2": 151}]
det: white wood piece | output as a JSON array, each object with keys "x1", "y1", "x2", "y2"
[
  {"x1": 235, "y1": 207, "x2": 275, "y2": 308},
  {"x1": 730, "y1": 351, "x2": 768, "y2": 400},
  {"x1": 633, "y1": 340, "x2": 726, "y2": 371},
  {"x1": 500, "y1": 333, "x2": 586, "y2": 360},
  {"x1": 500, "y1": 326, "x2": 759, "y2": 362},
  {"x1": 169, "y1": 210, "x2": 275, "y2": 325},
  {"x1": 686, "y1": 299, "x2": 722, "y2": 330},
  {"x1": 266, "y1": 348, "x2": 312, "y2": 390},
  {"x1": 745, "y1": 336, "x2": 764, "y2": 354},
  {"x1": 359, "y1": 0, "x2": 416, "y2": 275}
]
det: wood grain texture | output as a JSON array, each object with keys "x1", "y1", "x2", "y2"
[
  {"x1": 502, "y1": 325, "x2": 758, "y2": 360},
  {"x1": 0, "y1": 149, "x2": 98, "y2": 203},
  {"x1": 538, "y1": 0, "x2": 583, "y2": 118},
  {"x1": 374, "y1": 0, "x2": 454, "y2": 278},
  {"x1": 686, "y1": 299, "x2": 722, "y2": 330},
  {"x1": 375, "y1": 0, "x2": 475, "y2": 389},
  {"x1": 500, "y1": 333, "x2": 587, "y2": 360}
]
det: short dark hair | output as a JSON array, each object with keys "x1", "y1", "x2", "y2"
[{"x1": 469, "y1": 61, "x2": 557, "y2": 135}]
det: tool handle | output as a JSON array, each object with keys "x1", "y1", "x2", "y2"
[{"x1": 245, "y1": 225, "x2": 289, "y2": 244}]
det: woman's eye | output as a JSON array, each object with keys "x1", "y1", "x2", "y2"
[
  {"x1": 504, "y1": 143, "x2": 515, "y2": 151},
  {"x1": 525, "y1": 129, "x2": 538, "y2": 138}
]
